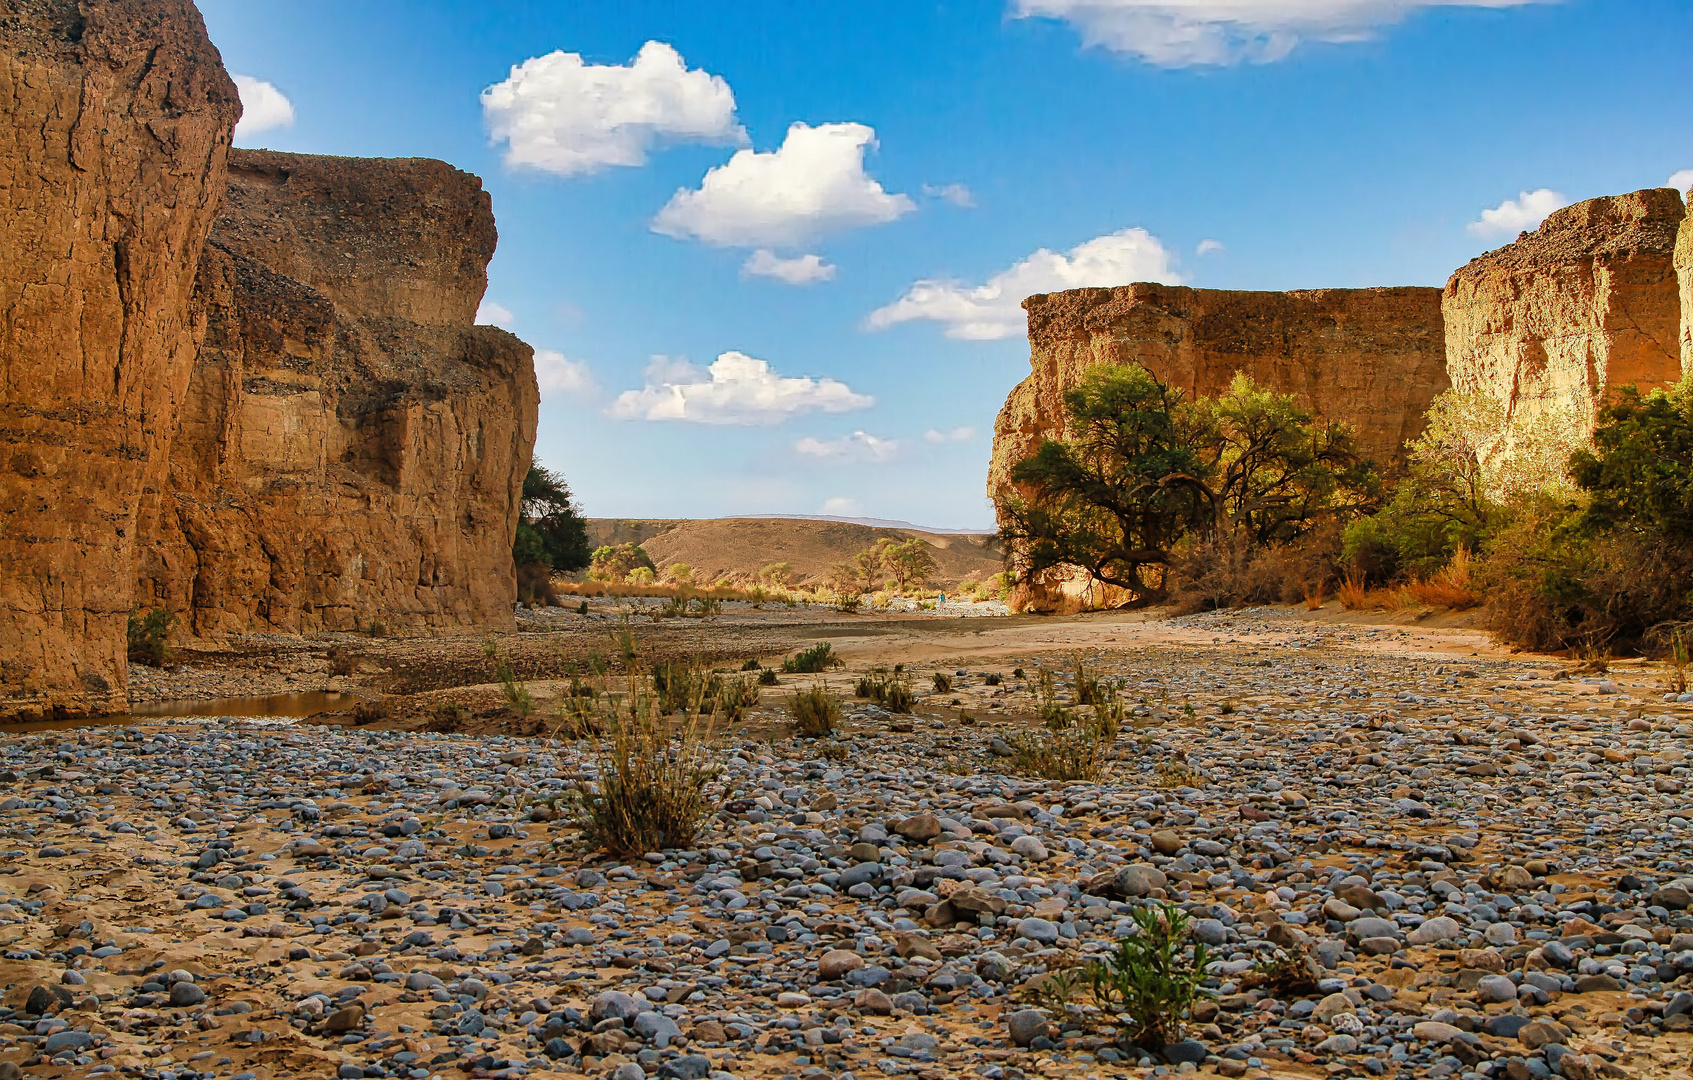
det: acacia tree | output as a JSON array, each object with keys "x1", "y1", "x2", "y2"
[
  {"x1": 877, "y1": 538, "x2": 937, "y2": 592},
  {"x1": 1001, "y1": 366, "x2": 1379, "y2": 603},
  {"x1": 514, "y1": 465, "x2": 591, "y2": 572}
]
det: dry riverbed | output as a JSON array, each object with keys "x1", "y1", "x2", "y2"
[{"x1": 1, "y1": 602, "x2": 1691, "y2": 1080}]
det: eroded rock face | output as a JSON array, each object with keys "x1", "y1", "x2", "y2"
[
  {"x1": 989, "y1": 283, "x2": 1448, "y2": 610},
  {"x1": 133, "y1": 151, "x2": 539, "y2": 637},
  {"x1": 1444, "y1": 188, "x2": 1686, "y2": 434},
  {"x1": 1678, "y1": 184, "x2": 1693, "y2": 375},
  {"x1": 0, "y1": 0, "x2": 240, "y2": 718}
]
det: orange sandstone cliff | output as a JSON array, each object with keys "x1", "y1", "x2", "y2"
[
  {"x1": 132, "y1": 151, "x2": 540, "y2": 637},
  {"x1": 1443, "y1": 189, "x2": 1686, "y2": 432},
  {"x1": 989, "y1": 283, "x2": 1448, "y2": 519},
  {"x1": 1678, "y1": 184, "x2": 1693, "y2": 376},
  {"x1": 0, "y1": 0, "x2": 240, "y2": 718}
]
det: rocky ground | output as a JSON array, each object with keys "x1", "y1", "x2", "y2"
[{"x1": 2, "y1": 604, "x2": 1691, "y2": 1080}]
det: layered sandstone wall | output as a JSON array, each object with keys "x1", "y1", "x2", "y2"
[
  {"x1": 0, "y1": 0, "x2": 239, "y2": 718},
  {"x1": 1678, "y1": 185, "x2": 1693, "y2": 377},
  {"x1": 1444, "y1": 188, "x2": 1686, "y2": 434},
  {"x1": 133, "y1": 151, "x2": 539, "y2": 637},
  {"x1": 989, "y1": 283, "x2": 1449, "y2": 517}
]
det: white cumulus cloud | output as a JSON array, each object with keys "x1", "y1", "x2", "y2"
[
  {"x1": 1013, "y1": 1, "x2": 1550, "y2": 67},
  {"x1": 742, "y1": 250, "x2": 837, "y2": 285},
  {"x1": 652, "y1": 122, "x2": 915, "y2": 248},
  {"x1": 923, "y1": 182, "x2": 976, "y2": 207},
  {"x1": 232, "y1": 75, "x2": 294, "y2": 142},
  {"x1": 795, "y1": 431, "x2": 900, "y2": 463},
  {"x1": 482, "y1": 41, "x2": 743, "y2": 176},
  {"x1": 924, "y1": 426, "x2": 977, "y2": 444},
  {"x1": 820, "y1": 496, "x2": 864, "y2": 517},
  {"x1": 608, "y1": 352, "x2": 873, "y2": 425},
  {"x1": 476, "y1": 299, "x2": 515, "y2": 328},
  {"x1": 535, "y1": 349, "x2": 594, "y2": 399},
  {"x1": 1467, "y1": 188, "x2": 1569, "y2": 239},
  {"x1": 866, "y1": 228, "x2": 1182, "y2": 341},
  {"x1": 1668, "y1": 169, "x2": 1693, "y2": 194},
  {"x1": 1196, "y1": 238, "x2": 1225, "y2": 256}
]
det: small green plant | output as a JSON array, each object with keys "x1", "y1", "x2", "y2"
[
  {"x1": 932, "y1": 672, "x2": 952, "y2": 693},
  {"x1": 882, "y1": 676, "x2": 914, "y2": 714},
  {"x1": 1035, "y1": 668, "x2": 1072, "y2": 730},
  {"x1": 366, "y1": 619, "x2": 388, "y2": 638},
  {"x1": 1668, "y1": 631, "x2": 1690, "y2": 695},
  {"x1": 818, "y1": 742, "x2": 849, "y2": 761},
  {"x1": 757, "y1": 667, "x2": 778, "y2": 686},
  {"x1": 855, "y1": 669, "x2": 885, "y2": 699},
  {"x1": 577, "y1": 600, "x2": 589, "y2": 615},
  {"x1": 1026, "y1": 966, "x2": 1086, "y2": 1013},
  {"x1": 1006, "y1": 727, "x2": 1102, "y2": 781},
  {"x1": 1012, "y1": 667, "x2": 1026, "y2": 680},
  {"x1": 1084, "y1": 903, "x2": 1215, "y2": 1050},
  {"x1": 741, "y1": 658, "x2": 762, "y2": 671},
  {"x1": 835, "y1": 592, "x2": 862, "y2": 613},
  {"x1": 429, "y1": 702, "x2": 471, "y2": 730},
  {"x1": 782, "y1": 643, "x2": 837, "y2": 673},
  {"x1": 713, "y1": 675, "x2": 759, "y2": 723},
  {"x1": 613, "y1": 616, "x2": 639, "y2": 665},
  {"x1": 126, "y1": 608, "x2": 177, "y2": 667},
  {"x1": 1072, "y1": 654, "x2": 1105, "y2": 706},
  {"x1": 789, "y1": 684, "x2": 841, "y2": 738},
  {"x1": 985, "y1": 673, "x2": 1002, "y2": 687},
  {"x1": 1156, "y1": 760, "x2": 1204, "y2": 789},
  {"x1": 1219, "y1": 699, "x2": 1237, "y2": 716}
]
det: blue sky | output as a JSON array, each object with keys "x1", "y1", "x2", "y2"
[{"x1": 199, "y1": 0, "x2": 1692, "y2": 530}]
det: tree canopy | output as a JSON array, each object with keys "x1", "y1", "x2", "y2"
[
  {"x1": 1001, "y1": 366, "x2": 1379, "y2": 603},
  {"x1": 514, "y1": 464, "x2": 591, "y2": 573}
]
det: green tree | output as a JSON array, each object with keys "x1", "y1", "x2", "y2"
[
  {"x1": 877, "y1": 537, "x2": 937, "y2": 592},
  {"x1": 1002, "y1": 366, "x2": 1378, "y2": 603},
  {"x1": 515, "y1": 464, "x2": 591, "y2": 572},
  {"x1": 589, "y1": 543, "x2": 656, "y2": 582}
]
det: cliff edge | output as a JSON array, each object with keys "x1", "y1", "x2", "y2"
[
  {"x1": 0, "y1": 0, "x2": 239, "y2": 718},
  {"x1": 133, "y1": 151, "x2": 540, "y2": 637}
]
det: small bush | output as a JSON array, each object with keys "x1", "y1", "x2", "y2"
[
  {"x1": 577, "y1": 600, "x2": 589, "y2": 615},
  {"x1": 782, "y1": 643, "x2": 836, "y2": 673},
  {"x1": 428, "y1": 702, "x2": 471, "y2": 732},
  {"x1": 713, "y1": 675, "x2": 759, "y2": 722},
  {"x1": 326, "y1": 646, "x2": 356, "y2": 676},
  {"x1": 757, "y1": 668, "x2": 778, "y2": 686},
  {"x1": 126, "y1": 608, "x2": 177, "y2": 667},
  {"x1": 1006, "y1": 727, "x2": 1103, "y2": 781},
  {"x1": 789, "y1": 685, "x2": 841, "y2": 738},
  {"x1": 741, "y1": 658, "x2": 762, "y2": 671},
  {"x1": 932, "y1": 672, "x2": 952, "y2": 693},
  {"x1": 517, "y1": 563, "x2": 560, "y2": 606},
  {"x1": 366, "y1": 619, "x2": 388, "y2": 638},
  {"x1": 351, "y1": 698, "x2": 392, "y2": 726},
  {"x1": 985, "y1": 673, "x2": 1002, "y2": 687},
  {"x1": 1336, "y1": 575, "x2": 1369, "y2": 610},
  {"x1": 818, "y1": 742, "x2": 849, "y2": 761},
  {"x1": 882, "y1": 677, "x2": 914, "y2": 714},
  {"x1": 1084, "y1": 903, "x2": 1215, "y2": 1050},
  {"x1": 572, "y1": 690, "x2": 720, "y2": 857}
]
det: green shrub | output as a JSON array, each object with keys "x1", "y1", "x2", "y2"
[
  {"x1": 985, "y1": 672, "x2": 1002, "y2": 686},
  {"x1": 126, "y1": 608, "x2": 177, "y2": 667},
  {"x1": 741, "y1": 658, "x2": 762, "y2": 671},
  {"x1": 572, "y1": 684, "x2": 720, "y2": 857},
  {"x1": 757, "y1": 668, "x2": 778, "y2": 686},
  {"x1": 1006, "y1": 726, "x2": 1103, "y2": 781},
  {"x1": 782, "y1": 643, "x2": 836, "y2": 673},
  {"x1": 789, "y1": 685, "x2": 841, "y2": 738},
  {"x1": 1084, "y1": 903, "x2": 1215, "y2": 1050}
]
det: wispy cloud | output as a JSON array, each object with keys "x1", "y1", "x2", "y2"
[
  {"x1": 535, "y1": 349, "x2": 594, "y2": 399},
  {"x1": 924, "y1": 426, "x2": 976, "y2": 444},
  {"x1": 232, "y1": 75, "x2": 294, "y2": 143},
  {"x1": 922, "y1": 182, "x2": 976, "y2": 208},
  {"x1": 476, "y1": 299, "x2": 515, "y2": 328},
  {"x1": 795, "y1": 431, "x2": 900, "y2": 463},
  {"x1": 742, "y1": 250, "x2": 837, "y2": 285},
  {"x1": 867, "y1": 228, "x2": 1181, "y2": 340},
  {"x1": 1013, "y1": 1, "x2": 1553, "y2": 67},
  {"x1": 608, "y1": 352, "x2": 873, "y2": 425}
]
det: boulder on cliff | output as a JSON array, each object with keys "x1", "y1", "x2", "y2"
[
  {"x1": 133, "y1": 151, "x2": 540, "y2": 636},
  {"x1": 0, "y1": 0, "x2": 240, "y2": 719},
  {"x1": 1444, "y1": 188, "x2": 1686, "y2": 444}
]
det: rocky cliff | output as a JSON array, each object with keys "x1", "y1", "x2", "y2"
[
  {"x1": 0, "y1": 0, "x2": 239, "y2": 718},
  {"x1": 1444, "y1": 188, "x2": 1686, "y2": 435},
  {"x1": 989, "y1": 283, "x2": 1449, "y2": 515},
  {"x1": 1678, "y1": 184, "x2": 1693, "y2": 376},
  {"x1": 132, "y1": 150, "x2": 539, "y2": 637}
]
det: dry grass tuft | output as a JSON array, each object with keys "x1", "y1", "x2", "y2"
[
  {"x1": 789, "y1": 685, "x2": 841, "y2": 738},
  {"x1": 1006, "y1": 727, "x2": 1104, "y2": 782},
  {"x1": 572, "y1": 679, "x2": 720, "y2": 857}
]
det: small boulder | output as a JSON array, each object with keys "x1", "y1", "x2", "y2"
[{"x1": 819, "y1": 949, "x2": 865, "y2": 979}]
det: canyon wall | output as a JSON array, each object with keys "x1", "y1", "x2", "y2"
[
  {"x1": 133, "y1": 151, "x2": 539, "y2": 637},
  {"x1": 1679, "y1": 185, "x2": 1693, "y2": 376},
  {"x1": 989, "y1": 283, "x2": 1449, "y2": 516},
  {"x1": 0, "y1": 0, "x2": 239, "y2": 718},
  {"x1": 989, "y1": 283, "x2": 1448, "y2": 611},
  {"x1": 1444, "y1": 188, "x2": 1686, "y2": 435}
]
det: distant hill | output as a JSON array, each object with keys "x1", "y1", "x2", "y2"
[{"x1": 584, "y1": 517, "x2": 1004, "y2": 587}]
